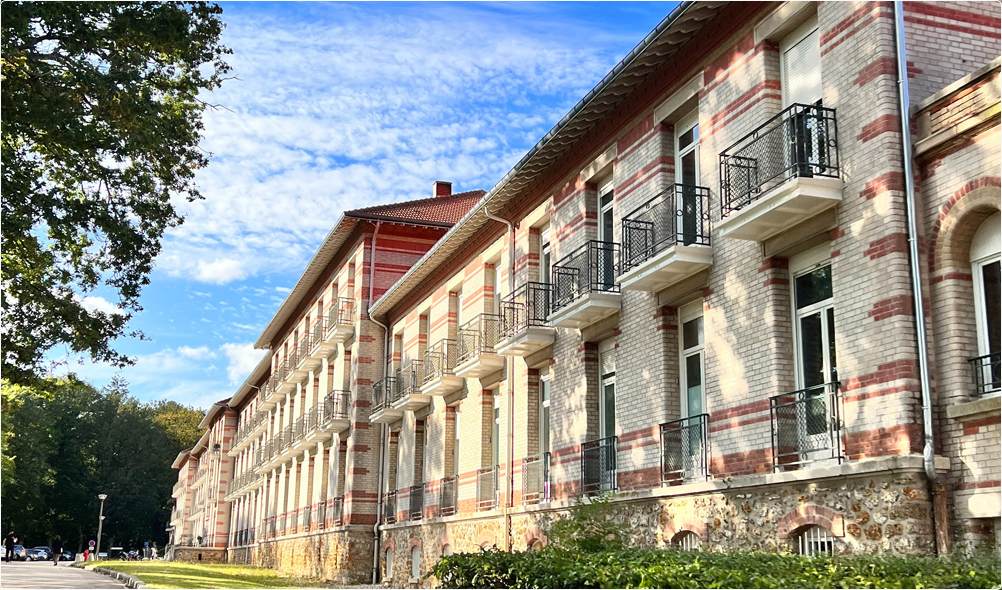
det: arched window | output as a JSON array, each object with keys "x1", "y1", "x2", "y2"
[
  {"x1": 441, "y1": 543, "x2": 453, "y2": 557},
  {"x1": 971, "y1": 212, "x2": 1001, "y2": 397},
  {"x1": 672, "y1": 531, "x2": 702, "y2": 551},
  {"x1": 797, "y1": 525, "x2": 834, "y2": 556},
  {"x1": 385, "y1": 548, "x2": 393, "y2": 579},
  {"x1": 529, "y1": 540, "x2": 544, "y2": 552},
  {"x1": 410, "y1": 545, "x2": 422, "y2": 579}
]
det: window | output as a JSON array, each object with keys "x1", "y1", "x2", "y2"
[
  {"x1": 599, "y1": 338, "x2": 617, "y2": 440},
  {"x1": 781, "y1": 16, "x2": 821, "y2": 107},
  {"x1": 540, "y1": 376, "x2": 551, "y2": 454},
  {"x1": 453, "y1": 404, "x2": 461, "y2": 476},
  {"x1": 676, "y1": 110, "x2": 702, "y2": 246},
  {"x1": 797, "y1": 525, "x2": 834, "y2": 556},
  {"x1": 673, "y1": 531, "x2": 702, "y2": 551},
  {"x1": 456, "y1": 290, "x2": 464, "y2": 327},
  {"x1": 598, "y1": 180, "x2": 614, "y2": 243},
  {"x1": 410, "y1": 545, "x2": 421, "y2": 579},
  {"x1": 492, "y1": 392, "x2": 500, "y2": 468},
  {"x1": 441, "y1": 544, "x2": 453, "y2": 557},
  {"x1": 680, "y1": 301, "x2": 705, "y2": 418},
  {"x1": 972, "y1": 212, "x2": 1001, "y2": 395},
  {"x1": 385, "y1": 548, "x2": 393, "y2": 579},
  {"x1": 540, "y1": 225, "x2": 551, "y2": 285}
]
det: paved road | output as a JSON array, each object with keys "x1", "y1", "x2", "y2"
[{"x1": 0, "y1": 560, "x2": 126, "y2": 589}]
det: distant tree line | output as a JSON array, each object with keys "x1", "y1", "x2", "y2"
[{"x1": 1, "y1": 376, "x2": 203, "y2": 551}]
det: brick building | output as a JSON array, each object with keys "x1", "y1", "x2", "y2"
[{"x1": 169, "y1": 1, "x2": 1001, "y2": 584}]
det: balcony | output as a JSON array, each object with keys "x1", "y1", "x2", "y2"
[
  {"x1": 392, "y1": 361, "x2": 431, "y2": 412},
  {"x1": 369, "y1": 377, "x2": 403, "y2": 424},
  {"x1": 298, "y1": 331, "x2": 323, "y2": 374},
  {"x1": 770, "y1": 382, "x2": 843, "y2": 471},
  {"x1": 325, "y1": 297, "x2": 356, "y2": 345},
  {"x1": 522, "y1": 452, "x2": 550, "y2": 505},
  {"x1": 619, "y1": 184, "x2": 713, "y2": 292},
  {"x1": 422, "y1": 338, "x2": 463, "y2": 395},
  {"x1": 476, "y1": 465, "x2": 498, "y2": 511},
  {"x1": 439, "y1": 475, "x2": 458, "y2": 516},
  {"x1": 275, "y1": 359, "x2": 296, "y2": 395},
  {"x1": 383, "y1": 491, "x2": 397, "y2": 524},
  {"x1": 172, "y1": 480, "x2": 186, "y2": 498},
  {"x1": 455, "y1": 314, "x2": 505, "y2": 378},
  {"x1": 310, "y1": 389, "x2": 351, "y2": 437},
  {"x1": 291, "y1": 334, "x2": 313, "y2": 379},
  {"x1": 409, "y1": 484, "x2": 424, "y2": 521},
  {"x1": 496, "y1": 283, "x2": 554, "y2": 357},
  {"x1": 581, "y1": 436, "x2": 617, "y2": 494},
  {"x1": 548, "y1": 241, "x2": 622, "y2": 329},
  {"x1": 660, "y1": 414, "x2": 709, "y2": 485},
  {"x1": 718, "y1": 103, "x2": 842, "y2": 242},
  {"x1": 970, "y1": 352, "x2": 1001, "y2": 397},
  {"x1": 308, "y1": 317, "x2": 336, "y2": 359},
  {"x1": 259, "y1": 381, "x2": 278, "y2": 411}
]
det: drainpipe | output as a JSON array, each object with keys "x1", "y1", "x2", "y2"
[
  {"x1": 893, "y1": 1, "x2": 948, "y2": 554},
  {"x1": 484, "y1": 207, "x2": 516, "y2": 552},
  {"x1": 367, "y1": 222, "x2": 391, "y2": 582}
]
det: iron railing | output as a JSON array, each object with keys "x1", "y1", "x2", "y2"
[
  {"x1": 293, "y1": 416, "x2": 305, "y2": 442},
  {"x1": 371, "y1": 377, "x2": 399, "y2": 414},
  {"x1": 500, "y1": 282, "x2": 552, "y2": 338},
  {"x1": 326, "y1": 297, "x2": 356, "y2": 332},
  {"x1": 621, "y1": 184, "x2": 711, "y2": 273},
  {"x1": 970, "y1": 352, "x2": 1001, "y2": 397},
  {"x1": 720, "y1": 103, "x2": 839, "y2": 216},
  {"x1": 660, "y1": 414, "x2": 710, "y2": 485},
  {"x1": 331, "y1": 496, "x2": 344, "y2": 526},
  {"x1": 770, "y1": 382, "x2": 843, "y2": 471},
  {"x1": 281, "y1": 425, "x2": 293, "y2": 450},
  {"x1": 409, "y1": 484, "x2": 424, "y2": 521},
  {"x1": 307, "y1": 405, "x2": 320, "y2": 432},
  {"x1": 323, "y1": 390, "x2": 351, "y2": 422},
  {"x1": 476, "y1": 466, "x2": 498, "y2": 511},
  {"x1": 296, "y1": 333, "x2": 311, "y2": 367},
  {"x1": 522, "y1": 452, "x2": 550, "y2": 505},
  {"x1": 424, "y1": 338, "x2": 459, "y2": 384},
  {"x1": 439, "y1": 475, "x2": 458, "y2": 516},
  {"x1": 552, "y1": 240, "x2": 620, "y2": 311},
  {"x1": 397, "y1": 361, "x2": 425, "y2": 397},
  {"x1": 581, "y1": 436, "x2": 618, "y2": 494},
  {"x1": 458, "y1": 314, "x2": 501, "y2": 363},
  {"x1": 310, "y1": 317, "x2": 326, "y2": 352},
  {"x1": 383, "y1": 491, "x2": 397, "y2": 524}
]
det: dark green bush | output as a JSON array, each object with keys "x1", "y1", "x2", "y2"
[{"x1": 431, "y1": 547, "x2": 1002, "y2": 589}]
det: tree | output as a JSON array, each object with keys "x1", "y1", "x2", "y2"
[{"x1": 1, "y1": 2, "x2": 231, "y2": 384}]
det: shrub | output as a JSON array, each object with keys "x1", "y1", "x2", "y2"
[{"x1": 431, "y1": 547, "x2": 1002, "y2": 589}]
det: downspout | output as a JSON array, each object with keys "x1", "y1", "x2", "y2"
[
  {"x1": 484, "y1": 207, "x2": 516, "y2": 552},
  {"x1": 893, "y1": 1, "x2": 948, "y2": 554},
  {"x1": 368, "y1": 221, "x2": 391, "y2": 582}
]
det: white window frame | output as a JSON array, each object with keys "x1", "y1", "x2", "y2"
[
  {"x1": 455, "y1": 290, "x2": 464, "y2": 327},
  {"x1": 540, "y1": 225, "x2": 551, "y2": 285},
  {"x1": 675, "y1": 108, "x2": 700, "y2": 187},
  {"x1": 539, "y1": 374, "x2": 551, "y2": 454},
  {"x1": 789, "y1": 244, "x2": 835, "y2": 390},
  {"x1": 679, "y1": 300, "x2": 706, "y2": 418},
  {"x1": 972, "y1": 212, "x2": 1001, "y2": 359},
  {"x1": 598, "y1": 179, "x2": 615, "y2": 243},
  {"x1": 780, "y1": 15, "x2": 821, "y2": 107},
  {"x1": 599, "y1": 337, "x2": 617, "y2": 439}
]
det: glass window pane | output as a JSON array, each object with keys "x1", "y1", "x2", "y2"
[
  {"x1": 983, "y1": 261, "x2": 1000, "y2": 357},
  {"x1": 603, "y1": 383, "x2": 616, "y2": 439},
  {"x1": 683, "y1": 317, "x2": 703, "y2": 350},
  {"x1": 795, "y1": 265, "x2": 832, "y2": 309},
  {"x1": 681, "y1": 150, "x2": 697, "y2": 187},
  {"x1": 827, "y1": 307, "x2": 837, "y2": 383},
  {"x1": 541, "y1": 380, "x2": 550, "y2": 453},
  {"x1": 685, "y1": 353, "x2": 703, "y2": 416},
  {"x1": 799, "y1": 312, "x2": 825, "y2": 388}
]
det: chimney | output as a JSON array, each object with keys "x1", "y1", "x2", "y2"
[{"x1": 432, "y1": 181, "x2": 452, "y2": 198}]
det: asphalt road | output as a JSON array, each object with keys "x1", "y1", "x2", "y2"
[{"x1": 0, "y1": 560, "x2": 126, "y2": 589}]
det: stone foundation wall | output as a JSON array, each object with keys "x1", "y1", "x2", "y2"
[
  {"x1": 225, "y1": 527, "x2": 373, "y2": 585},
  {"x1": 173, "y1": 547, "x2": 227, "y2": 563},
  {"x1": 380, "y1": 470, "x2": 936, "y2": 587}
]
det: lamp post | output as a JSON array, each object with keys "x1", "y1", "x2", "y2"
[{"x1": 96, "y1": 494, "x2": 108, "y2": 561}]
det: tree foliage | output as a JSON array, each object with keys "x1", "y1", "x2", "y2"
[
  {"x1": 0, "y1": 376, "x2": 204, "y2": 551},
  {"x1": 1, "y1": 2, "x2": 231, "y2": 384}
]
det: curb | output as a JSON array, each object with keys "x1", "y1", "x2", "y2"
[{"x1": 71, "y1": 563, "x2": 148, "y2": 589}]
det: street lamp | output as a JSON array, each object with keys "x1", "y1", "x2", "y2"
[{"x1": 96, "y1": 494, "x2": 108, "y2": 561}]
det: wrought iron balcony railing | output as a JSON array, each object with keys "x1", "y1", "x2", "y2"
[
  {"x1": 581, "y1": 436, "x2": 617, "y2": 494},
  {"x1": 458, "y1": 314, "x2": 501, "y2": 363},
  {"x1": 296, "y1": 334, "x2": 311, "y2": 367},
  {"x1": 440, "y1": 475, "x2": 458, "y2": 516},
  {"x1": 409, "y1": 484, "x2": 424, "y2": 521},
  {"x1": 310, "y1": 317, "x2": 326, "y2": 351},
  {"x1": 500, "y1": 282, "x2": 552, "y2": 338},
  {"x1": 622, "y1": 184, "x2": 711, "y2": 273},
  {"x1": 720, "y1": 103, "x2": 839, "y2": 216},
  {"x1": 970, "y1": 352, "x2": 1001, "y2": 397},
  {"x1": 660, "y1": 414, "x2": 709, "y2": 485},
  {"x1": 522, "y1": 452, "x2": 550, "y2": 505},
  {"x1": 397, "y1": 361, "x2": 425, "y2": 397},
  {"x1": 371, "y1": 377, "x2": 400, "y2": 415},
  {"x1": 383, "y1": 491, "x2": 397, "y2": 524},
  {"x1": 281, "y1": 424, "x2": 293, "y2": 450},
  {"x1": 770, "y1": 382, "x2": 843, "y2": 471},
  {"x1": 326, "y1": 297, "x2": 356, "y2": 331},
  {"x1": 552, "y1": 240, "x2": 620, "y2": 311},
  {"x1": 293, "y1": 416, "x2": 305, "y2": 442},
  {"x1": 323, "y1": 390, "x2": 351, "y2": 423},
  {"x1": 476, "y1": 466, "x2": 498, "y2": 511},
  {"x1": 424, "y1": 338, "x2": 459, "y2": 383}
]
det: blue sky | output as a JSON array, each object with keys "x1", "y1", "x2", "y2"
[{"x1": 62, "y1": 1, "x2": 680, "y2": 409}]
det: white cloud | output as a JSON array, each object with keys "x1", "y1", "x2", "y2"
[
  {"x1": 192, "y1": 258, "x2": 249, "y2": 284},
  {"x1": 177, "y1": 345, "x2": 215, "y2": 359},
  {"x1": 220, "y1": 342, "x2": 266, "y2": 385},
  {"x1": 274, "y1": 286, "x2": 291, "y2": 294},
  {"x1": 80, "y1": 295, "x2": 121, "y2": 316}
]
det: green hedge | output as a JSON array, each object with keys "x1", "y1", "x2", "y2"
[{"x1": 431, "y1": 547, "x2": 1001, "y2": 589}]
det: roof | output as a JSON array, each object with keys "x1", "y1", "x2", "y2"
[
  {"x1": 197, "y1": 398, "x2": 231, "y2": 431},
  {"x1": 190, "y1": 431, "x2": 210, "y2": 458},
  {"x1": 254, "y1": 190, "x2": 483, "y2": 349},
  {"x1": 347, "y1": 190, "x2": 486, "y2": 226},
  {"x1": 171, "y1": 448, "x2": 192, "y2": 470},
  {"x1": 226, "y1": 353, "x2": 273, "y2": 410},
  {"x1": 370, "y1": 1, "x2": 727, "y2": 319}
]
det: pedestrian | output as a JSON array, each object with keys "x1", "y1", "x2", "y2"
[
  {"x1": 51, "y1": 535, "x2": 62, "y2": 567},
  {"x1": 151, "y1": 542, "x2": 157, "y2": 560},
  {"x1": 3, "y1": 530, "x2": 16, "y2": 564}
]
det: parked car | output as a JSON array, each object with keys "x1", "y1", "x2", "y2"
[
  {"x1": 60, "y1": 551, "x2": 74, "y2": 561},
  {"x1": 5, "y1": 545, "x2": 27, "y2": 561},
  {"x1": 26, "y1": 548, "x2": 47, "y2": 561},
  {"x1": 33, "y1": 546, "x2": 52, "y2": 557}
]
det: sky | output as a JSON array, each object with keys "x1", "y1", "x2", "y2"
[{"x1": 60, "y1": 1, "x2": 680, "y2": 410}]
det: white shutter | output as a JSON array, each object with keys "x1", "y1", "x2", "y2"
[
  {"x1": 599, "y1": 339, "x2": 616, "y2": 376},
  {"x1": 783, "y1": 27, "x2": 821, "y2": 106}
]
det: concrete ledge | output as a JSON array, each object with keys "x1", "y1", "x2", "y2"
[
  {"x1": 946, "y1": 394, "x2": 1001, "y2": 420},
  {"x1": 71, "y1": 563, "x2": 148, "y2": 589}
]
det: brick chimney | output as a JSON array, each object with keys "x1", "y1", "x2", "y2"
[{"x1": 432, "y1": 181, "x2": 452, "y2": 198}]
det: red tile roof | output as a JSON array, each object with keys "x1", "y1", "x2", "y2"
[{"x1": 347, "y1": 189, "x2": 485, "y2": 226}]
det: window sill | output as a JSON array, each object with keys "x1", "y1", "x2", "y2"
[{"x1": 946, "y1": 394, "x2": 1001, "y2": 420}]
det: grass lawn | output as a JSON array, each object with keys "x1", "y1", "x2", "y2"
[{"x1": 79, "y1": 561, "x2": 337, "y2": 589}]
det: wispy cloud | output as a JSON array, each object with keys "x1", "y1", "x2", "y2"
[
  {"x1": 220, "y1": 342, "x2": 267, "y2": 385},
  {"x1": 80, "y1": 295, "x2": 121, "y2": 316}
]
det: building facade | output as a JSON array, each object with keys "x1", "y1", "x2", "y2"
[{"x1": 169, "y1": 1, "x2": 1001, "y2": 585}]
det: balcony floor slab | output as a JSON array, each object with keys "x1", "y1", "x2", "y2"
[
  {"x1": 718, "y1": 176, "x2": 842, "y2": 242},
  {"x1": 421, "y1": 375, "x2": 464, "y2": 396},
  {"x1": 548, "y1": 291, "x2": 621, "y2": 330},
  {"x1": 455, "y1": 354, "x2": 505, "y2": 378},
  {"x1": 495, "y1": 326, "x2": 555, "y2": 357},
  {"x1": 619, "y1": 245, "x2": 713, "y2": 293}
]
